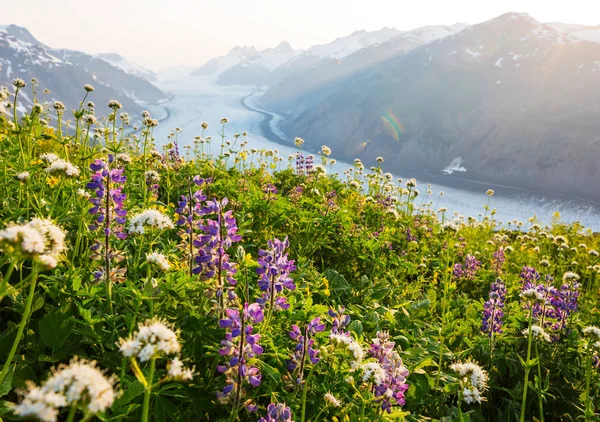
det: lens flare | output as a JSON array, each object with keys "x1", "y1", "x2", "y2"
[{"x1": 381, "y1": 109, "x2": 406, "y2": 141}]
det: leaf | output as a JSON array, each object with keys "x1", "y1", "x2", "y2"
[
  {"x1": 39, "y1": 308, "x2": 74, "y2": 350},
  {"x1": 348, "y1": 320, "x2": 363, "y2": 336},
  {"x1": 117, "y1": 380, "x2": 144, "y2": 405},
  {"x1": 0, "y1": 364, "x2": 14, "y2": 398}
]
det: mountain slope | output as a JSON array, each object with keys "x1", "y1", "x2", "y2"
[
  {"x1": 274, "y1": 12, "x2": 600, "y2": 200},
  {"x1": 0, "y1": 25, "x2": 168, "y2": 114},
  {"x1": 97, "y1": 53, "x2": 158, "y2": 82},
  {"x1": 547, "y1": 22, "x2": 600, "y2": 43}
]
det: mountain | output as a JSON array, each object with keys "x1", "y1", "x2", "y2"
[
  {"x1": 266, "y1": 12, "x2": 600, "y2": 201},
  {"x1": 262, "y1": 23, "x2": 469, "y2": 107},
  {"x1": 96, "y1": 53, "x2": 158, "y2": 82},
  {"x1": 0, "y1": 25, "x2": 169, "y2": 114},
  {"x1": 190, "y1": 42, "x2": 301, "y2": 85},
  {"x1": 547, "y1": 22, "x2": 600, "y2": 43}
]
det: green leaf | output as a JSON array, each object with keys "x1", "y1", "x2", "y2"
[
  {"x1": 0, "y1": 364, "x2": 15, "y2": 398},
  {"x1": 348, "y1": 320, "x2": 363, "y2": 336},
  {"x1": 117, "y1": 380, "x2": 145, "y2": 406},
  {"x1": 39, "y1": 308, "x2": 73, "y2": 350}
]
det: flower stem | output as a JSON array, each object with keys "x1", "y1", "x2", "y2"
[
  {"x1": 535, "y1": 341, "x2": 544, "y2": 422},
  {"x1": 0, "y1": 266, "x2": 38, "y2": 386},
  {"x1": 584, "y1": 342, "x2": 593, "y2": 421},
  {"x1": 65, "y1": 405, "x2": 77, "y2": 422},
  {"x1": 520, "y1": 308, "x2": 534, "y2": 422},
  {"x1": 141, "y1": 357, "x2": 156, "y2": 422}
]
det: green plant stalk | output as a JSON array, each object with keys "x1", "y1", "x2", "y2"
[
  {"x1": 0, "y1": 265, "x2": 38, "y2": 386},
  {"x1": 520, "y1": 308, "x2": 534, "y2": 422},
  {"x1": 535, "y1": 341, "x2": 544, "y2": 422},
  {"x1": 141, "y1": 357, "x2": 156, "y2": 422},
  {"x1": 457, "y1": 395, "x2": 464, "y2": 422},
  {"x1": 0, "y1": 263, "x2": 16, "y2": 299},
  {"x1": 300, "y1": 367, "x2": 315, "y2": 422},
  {"x1": 65, "y1": 405, "x2": 77, "y2": 422},
  {"x1": 584, "y1": 341, "x2": 593, "y2": 421}
]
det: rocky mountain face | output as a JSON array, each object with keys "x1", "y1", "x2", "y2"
[
  {"x1": 96, "y1": 53, "x2": 158, "y2": 82},
  {"x1": 0, "y1": 25, "x2": 168, "y2": 114},
  {"x1": 263, "y1": 13, "x2": 600, "y2": 200}
]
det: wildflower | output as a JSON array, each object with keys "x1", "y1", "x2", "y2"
[
  {"x1": 44, "y1": 159, "x2": 80, "y2": 177},
  {"x1": 107, "y1": 99, "x2": 122, "y2": 110},
  {"x1": 583, "y1": 326, "x2": 600, "y2": 341},
  {"x1": 128, "y1": 209, "x2": 174, "y2": 234},
  {"x1": 84, "y1": 84, "x2": 94, "y2": 92},
  {"x1": 220, "y1": 117, "x2": 228, "y2": 124},
  {"x1": 563, "y1": 271, "x2": 580, "y2": 282},
  {"x1": 360, "y1": 362, "x2": 387, "y2": 385},
  {"x1": 146, "y1": 252, "x2": 170, "y2": 271},
  {"x1": 258, "y1": 403, "x2": 293, "y2": 422},
  {"x1": 84, "y1": 115, "x2": 97, "y2": 125},
  {"x1": 116, "y1": 153, "x2": 132, "y2": 164},
  {"x1": 14, "y1": 359, "x2": 116, "y2": 421},
  {"x1": 0, "y1": 218, "x2": 66, "y2": 268},
  {"x1": 77, "y1": 188, "x2": 90, "y2": 199},
  {"x1": 17, "y1": 171, "x2": 30, "y2": 181},
  {"x1": 166, "y1": 357, "x2": 194, "y2": 381},
  {"x1": 523, "y1": 325, "x2": 551, "y2": 342},
  {"x1": 12, "y1": 78, "x2": 26, "y2": 89},
  {"x1": 486, "y1": 189, "x2": 494, "y2": 197},
  {"x1": 201, "y1": 122, "x2": 208, "y2": 129},
  {"x1": 451, "y1": 361, "x2": 488, "y2": 404},
  {"x1": 520, "y1": 288, "x2": 545, "y2": 303},
  {"x1": 481, "y1": 278, "x2": 506, "y2": 336},
  {"x1": 40, "y1": 153, "x2": 59, "y2": 163},
  {"x1": 376, "y1": 156, "x2": 384, "y2": 163},
  {"x1": 453, "y1": 254, "x2": 481, "y2": 279},
  {"x1": 288, "y1": 318, "x2": 325, "y2": 383},
  {"x1": 324, "y1": 392, "x2": 341, "y2": 407},
  {"x1": 53, "y1": 101, "x2": 65, "y2": 112},
  {"x1": 256, "y1": 237, "x2": 296, "y2": 312},
  {"x1": 32, "y1": 103, "x2": 43, "y2": 114},
  {"x1": 321, "y1": 145, "x2": 331, "y2": 156},
  {"x1": 217, "y1": 303, "x2": 263, "y2": 405},
  {"x1": 119, "y1": 318, "x2": 181, "y2": 361}
]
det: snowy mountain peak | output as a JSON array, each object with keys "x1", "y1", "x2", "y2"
[
  {"x1": 97, "y1": 52, "x2": 158, "y2": 82},
  {"x1": 271, "y1": 41, "x2": 294, "y2": 54},
  {"x1": 547, "y1": 22, "x2": 600, "y2": 43},
  {"x1": 307, "y1": 27, "x2": 403, "y2": 59}
]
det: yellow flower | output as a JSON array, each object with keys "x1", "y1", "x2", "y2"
[
  {"x1": 47, "y1": 176, "x2": 59, "y2": 187},
  {"x1": 322, "y1": 277, "x2": 330, "y2": 296}
]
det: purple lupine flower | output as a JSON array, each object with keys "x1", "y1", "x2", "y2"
[
  {"x1": 546, "y1": 279, "x2": 580, "y2": 334},
  {"x1": 217, "y1": 303, "x2": 264, "y2": 407},
  {"x1": 87, "y1": 155, "x2": 127, "y2": 283},
  {"x1": 256, "y1": 237, "x2": 296, "y2": 312},
  {"x1": 287, "y1": 317, "x2": 325, "y2": 384},
  {"x1": 144, "y1": 170, "x2": 160, "y2": 200},
  {"x1": 329, "y1": 307, "x2": 351, "y2": 336},
  {"x1": 258, "y1": 403, "x2": 293, "y2": 422},
  {"x1": 481, "y1": 278, "x2": 506, "y2": 337},
  {"x1": 305, "y1": 155, "x2": 314, "y2": 173},
  {"x1": 368, "y1": 331, "x2": 410, "y2": 413},
  {"x1": 194, "y1": 197, "x2": 242, "y2": 312},
  {"x1": 263, "y1": 183, "x2": 277, "y2": 201},
  {"x1": 492, "y1": 247, "x2": 505, "y2": 273},
  {"x1": 295, "y1": 152, "x2": 306, "y2": 176},
  {"x1": 405, "y1": 228, "x2": 417, "y2": 243},
  {"x1": 520, "y1": 266, "x2": 540, "y2": 288},
  {"x1": 453, "y1": 254, "x2": 481, "y2": 279},
  {"x1": 174, "y1": 177, "x2": 209, "y2": 274}
]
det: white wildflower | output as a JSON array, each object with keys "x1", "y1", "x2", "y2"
[
  {"x1": 167, "y1": 357, "x2": 194, "y2": 381},
  {"x1": 360, "y1": 362, "x2": 386, "y2": 385},
  {"x1": 563, "y1": 272, "x2": 580, "y2": 281},
  {"x1": 451, "y1": 361, "x2": 488, "y2": 404},
  {"x1": 40, "y1": 153, "x2": 59, "y2": 163},
  {"x1": 520, "y1": 288, "x2": 545, "y2": 303},
  {"x1": 324, "y1": 392, "x2": 341, "y2": 407},
  {"x1": 44, "y1": 159, "x2": 80, "y2": 177},
  {"x1": 523, "y1": 325, "x2": 551, "y2": 343},
  {"x1": 146, "y1": 252, "x2": 170, "y2": 271},
  {"x1": 128, "y1": 209, "x2": 174, "y2": 234},
  {"x1": 583, "y1": 326, "x2": 600, "y2": 341},
  {"x1": 119, "y1": 318, "x2": 181, "y2": 361},
  {"x1": 17, "y1": 171, "x2": 30, "y2": 181}
]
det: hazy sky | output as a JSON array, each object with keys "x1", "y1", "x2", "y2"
[{"x1": 3, "y1": 0, "x2": 599, "y2": 70}]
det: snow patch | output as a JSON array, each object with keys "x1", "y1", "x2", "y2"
[
  {"x1": 465, "y1": 48, "x2": 481, "y2": 58},
  {"x1": 494, "y1": 57, "x2": 503, "y2": 67},
  {"x1": 443, "y1": 157, "x2": 467, "y2": 175}
]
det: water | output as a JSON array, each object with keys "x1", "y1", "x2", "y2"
[{"x1": 150, "y1": 76, "x2": 600, "y2": 231}]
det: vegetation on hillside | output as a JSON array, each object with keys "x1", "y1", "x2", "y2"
[{"x1": 0, "y1": 79, "x2": 599, "y2": 421}]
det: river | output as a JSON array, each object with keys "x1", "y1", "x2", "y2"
[{"x1": 150, "y1": 75, "x2": 600, "y2": 231}]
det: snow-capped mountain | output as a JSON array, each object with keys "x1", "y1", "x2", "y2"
[
  {"x1": 191, "y1": 42, "x2": 301, "y2": 85},
  {"x1": 97, "y1": 53, "x2": 158, "y2": 82},
  {"x1": 263, "y1": 23, "x2": 470, "y2": 106},
  {"x1": 546, "y1": 22, "x2": 600, "y2": 43},
  {"x1": 271, "y1": 12, "x2": 600, "y2": 201},
  {"x1": 0, "y1": 25, "x2": 168, "y2": 114}
]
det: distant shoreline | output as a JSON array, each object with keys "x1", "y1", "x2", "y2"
[{"x1": 239, "y1": 90, "x2": 600, "y2": 212}]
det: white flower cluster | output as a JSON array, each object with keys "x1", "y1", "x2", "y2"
[
  {"x1": 146, "y1": 252, "x2": 170, "y2": 271},
  {"x1": 583, "y1": 326, "x2": 600, "y2": 343},
  {"x1": 329, "y1": 334, "x2": 364, "y2": 371},
  {"x1": 144, "y1": 170, "x2": 160, "y2": 182},
  {"x1": 451, "y1": 361, "x2": 488, "y2": 404},
  {"x1": 17, "y1": 171, "x2": 30, "y2": 181},
  {"x1": 44, "y1": 159, "x2": 80, "y2": 177},
  {"x1": 128, "y1": 209, "x2": 174, "y2": 234},
  {"x1": 324, "y1": 392, "x2": 341, "y2": 407},
  {"x1": 167, "y1": 357, "x2": 194, "y2": 381},
  {"x1": 120, "y1": 318, "x2": 181, "y2": 361},
  {"x1": 360, "y1": 362, "x2": 387, "y2": 385},
  {"x1": 562, "y1": 271, "x2": 580, "y2": 281},
  {"x1": 116, "y1": 153, "x2": 132, "y2": 164},
  {"x1": 520, "y1": 288, "x2": 545, "y2": 303},
  {"x1": 523, "y1": 325, "x2": 551, "y2": 343},
  {"x1": 40, "y1": 153, "x2": 59, "y2": 163},
  {"x1": 14, "y1": 359, "x2": 116, "y2": 422},
  {"x1": 0, "y1": 218, "x2": 66, "y2": 268}
]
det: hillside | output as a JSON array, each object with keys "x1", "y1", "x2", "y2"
[
  {"x1": 0, "y1": 25, "x2": 168, "y2": 114},
  {"x1": 262, "y1": 13, "x2": 600, "y2": 201}
]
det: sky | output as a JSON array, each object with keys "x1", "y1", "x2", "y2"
[{"x1": 3, "y1": 0, "x2": 599, "y2": 70}]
